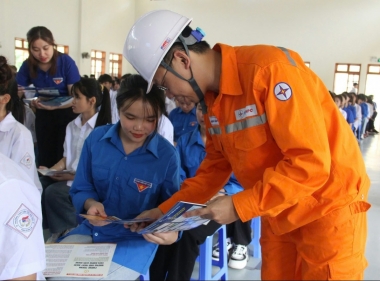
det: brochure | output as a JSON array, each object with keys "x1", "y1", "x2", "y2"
[
  {"x1": 39, "y1": 96, "x2": 73, "y2": 107},
  {"x1": 38, "y1": 169, "x2": 75, "y2": 176},
  {"x1": 79, "y1": 214, "x2": 153, "y2": 225},
  {"x1": 22, "y1": 86, "x2": 60, "y2": 97},
  {"x1": 137, "y1": 201, "x2": 210, "y2": 234},
  {"x1": 43, "y1": 243, "x2": 116, "y2": 278}
]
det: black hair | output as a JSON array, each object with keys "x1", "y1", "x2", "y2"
[
  {"x1": 120, "y1": 73, "x2": 132, "y2": 82},
  {"x1": 117, "y1": 74, "x2": 163, "y2": 132},
  {"x1": 26, "y1": 26, "x2": 59, "y2": 78},
  {"x1": 163, "y1": 26, "x2": 211, "y2": 64},
  {"x1": 0, "y1": 56, "x2": 25, "y2": 123},
  {"x1": 98, "y1": 74, "x2": 113, "y2": 84},
  {"x1": 71, "y1": 78, "x2": 111, "y2": 127}
]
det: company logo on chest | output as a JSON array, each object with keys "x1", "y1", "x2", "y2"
[{"x1": 234, "y1": 104, "x2": 258, "y2": 121}]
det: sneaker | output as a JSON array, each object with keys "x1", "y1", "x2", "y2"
[
  {"x1": 45, "y1": 228, "x2": 74, "y2": 244},
  {"x1": 228, "y1": 244, "x2": 248, "y2": 269},
  {"x1": 212, "y1": 237, "x2": 232, "y2": 261}
]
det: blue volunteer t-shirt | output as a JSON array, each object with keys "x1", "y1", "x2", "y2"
[{"x1": 16, "y1": 53, "x2": 80, "y2": 96}]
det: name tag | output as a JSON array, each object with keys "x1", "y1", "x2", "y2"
[
  {"x1": 235, "y1": 104, "x2": 258, "y2": 121},
  {"x1": 209, "y1": 116, "x2": 219, "y2": 126}
]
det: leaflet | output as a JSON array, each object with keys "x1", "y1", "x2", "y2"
[
  {"x1": 79, "y1": 214, "x2": 153, "y2": 225},
  {"x1": 22, "y1": 86, "x2": 60, "y2": 97},
  {"x1": 39, "y1": 96, "x2": 73, "y2": 107},
  {"x1": 137, "y1": 201, "x2": 210, "y2": 234},
  {"x1": 38, "y1": 169, "x2": 75, "y2": 176},
  {"x1": 43, "y1": 243, "x2": 116, "y2": 278}
]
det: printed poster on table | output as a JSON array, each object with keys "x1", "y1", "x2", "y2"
[{"x1": 43, "y1": 243, "x2": 116, "y2": 278}]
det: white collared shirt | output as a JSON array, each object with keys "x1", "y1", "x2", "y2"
[
  {"x1": 110, "y1": 89, "x2": 120, "y2": 124},
  {"x1": 165, "y1": 97, "x2": 177, "y2": 115},
  {"x1": 64, "y1": 113, "x2": 98, "y2": 186},
  {"x1": 0, "y1": 113, "x2": 42, "y2": 193},
  {"x1": 0, "y1": 153, "x2": 46, "y2": 280},
  {"x1": 158, "y1": 115, "x2": 174, "y2": 146}
]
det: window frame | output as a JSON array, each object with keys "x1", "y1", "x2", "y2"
[
  {"x1": 109, "y1": 52, "x2": 122, "y2": 78},
  {"x1": 91, "y1": 50, "x2": 106, "y2": 79},
  {"x1": 333, "y1": 63, "x2": 361, "y2": 94}
]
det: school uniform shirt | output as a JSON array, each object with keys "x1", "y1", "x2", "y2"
[
  {"x1": 16, "y1": 53, "x2": 80, "y2": 96},
  {"x1": 160, "y1": 43, "x2": 370, "y2": 236},
  {"x1": 64, "y1": 112, "x2": 98, "y2": 187},
  {"x1": 158, "y1": 115, "x2": 174, "y2": 145},
  {"x1": 110, "y1": 89, "x2": 119, "y2": 124},
  {"x1": 0, "y1": 153, "x2": 45, "y2": 280},
  {"x1": 66, "y1": 122, "x2": 180, "y2": 274},
  {"x1": 0, "y1": 113, "x2": 42, "y2": 193},
  {"x1": 165, "y1": 96, "x2": 177, "y2": 115},
  {"x1": 168, "y1": 106, "x2": 198, "y2": 142},
  {"x1": 353, "y1": 103, "x2": 362, "y2": 130},
  {"x1": 339, "y1": 108, "x2": 347, "y2": 120},
  {"x1": 342, "y1": 106, "x2": 353, "y2": 124},
  {"x1": 24, "y1": 105, "x2": 37, "y2": 143},
  {"x1": 176, "y1": 126, "x2": 242, "y2": 195}
]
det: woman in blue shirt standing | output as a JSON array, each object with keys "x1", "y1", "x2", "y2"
[
  {"x1": 16, "y1": 26, "x2": 81, "y2": 167},
  {"x1": 58, "y1": 75, "x2": 180, "y2": 279}
]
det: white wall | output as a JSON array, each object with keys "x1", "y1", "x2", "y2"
[
  {"x1": 135, "y1": 0, "x2": 380, "y2": 92},
  {"x1": 1, "y1": 0, "x2": 379, "y2": 92}
]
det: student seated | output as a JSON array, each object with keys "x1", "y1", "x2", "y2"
[
  {"x1": 0, "y1": 55, "x2": 41, "y2": 193},
  {"x1": 57, "y1": 75, "x2": 180, "y2": 279},
  {"x1": 0, "y1": 153, "x2": 45, "y2": 280},
  {"x1": 39, "y1": 78, "x2": 111, "y2": 243}
]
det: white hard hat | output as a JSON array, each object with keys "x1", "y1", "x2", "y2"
[{"x1": 123, "y1": 10, "x2": 192, "y2": 92}]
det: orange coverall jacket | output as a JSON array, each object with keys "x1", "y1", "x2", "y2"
[{"x1": 159, "y1": 43, "x2": 370, "y2": 236}]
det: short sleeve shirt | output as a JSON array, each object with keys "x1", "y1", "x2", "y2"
[{"x1": 16, "y1": 53, "x2": 80, "y2": 96}]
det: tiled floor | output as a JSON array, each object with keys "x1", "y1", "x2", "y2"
[{"x1": 219, "y1": 133, "x2": 380, "y2": 280}]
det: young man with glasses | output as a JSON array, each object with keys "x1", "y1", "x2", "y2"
[{"x1": 123, "y1": 10, "x2": 370, "y2": 280}]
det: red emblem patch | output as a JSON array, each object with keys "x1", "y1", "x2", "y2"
[
  {"x1": 53, "y1": 77, "x2": 63, "y2": 85},
  {"x1": 134, "y1": 178, "x2": 152, "y2": 192}
]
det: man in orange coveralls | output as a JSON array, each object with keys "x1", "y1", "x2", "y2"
[{"x1": 123, "y1": 10, "x2": 371, "y2": 280}]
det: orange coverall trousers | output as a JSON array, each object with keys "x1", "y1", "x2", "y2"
[{"x1": 261, "y1": 200, "x2": 370, "y2": 280}]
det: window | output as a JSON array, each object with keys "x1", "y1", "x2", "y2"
[
  {"x1": 365, "y1": 64, "x2": 380, "y2": 104},
  {"x1": 333, "y1": 63, "x2": 361, "y2": 94},
  {"x1": 14, "y1": 38, "x2": 29, "y2": 71},
  {"x1": 304, "y1": 61, "x2": 310, "y2": 68},
  {"x1": 109, "y1": 53, "x2": 122, "y2": 78},
  {"x1": 56, "y1": 44, "x2": 69, "y2": 54},
  {"x1": 91, "y1": 50, "x2": 106, "y2": 79}
]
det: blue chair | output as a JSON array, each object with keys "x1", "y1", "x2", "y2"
[
  {"x1": 139, "y1": 272, "x2": 149, "y2": 280},
  {"x1": 250, "y1": 217, "x2": 261, "y2": 259},
  {"x1": 192, "y1": 224, "x2": 228, "y2": 281}
]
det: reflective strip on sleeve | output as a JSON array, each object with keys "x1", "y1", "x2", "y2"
[
  {"x1": 225, "y1": 113, "x2": 267, "y2": 133},
  {"x1": 277, "y1": 47, "x2": 297, "y2": 67}
]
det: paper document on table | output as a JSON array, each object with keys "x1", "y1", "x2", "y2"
[
  {"x1": 43, "y1": 243, "x2": 116, "y2": 278},
  {"x1": 138, "y1": 201, "x2": 210, "y2": 234}
]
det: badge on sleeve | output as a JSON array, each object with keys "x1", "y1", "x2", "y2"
[
  {"x1": 20, "y1": 152, "x2": 32, "y2": 169},
  {"x1": 134, "y1": 178, "x2": 152, "y2": 192},
  {"x1": 6, "y1": 204, "x2": 38, "y2": 239},
  {"x1": 274, "y1": 82, "x2": 292, "y2": 101},
  {"x1": 53, "y1": 77, "x2": 64, "y2": 85}
]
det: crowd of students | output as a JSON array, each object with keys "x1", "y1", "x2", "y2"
[
  {"x1": 0, "y1": 25, "x2": 253, "y2": 280},
  {"x1": 330, "y1": 88, "x2": 378, "y2": 141}
]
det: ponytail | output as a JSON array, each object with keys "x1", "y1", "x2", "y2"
[{"x1": 95, "y1": 86, "x2": 111, "y2": 127}]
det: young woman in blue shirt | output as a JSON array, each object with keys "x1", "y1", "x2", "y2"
[
  {"x1": 16, "y1": 26, "x2": 81, "y2": 167},
  {"x1": 57, "y1": 75, "x2": 180, "y2": 279}
]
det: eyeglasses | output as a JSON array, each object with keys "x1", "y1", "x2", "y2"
[{"x1": 157, "y1": 55, "x2": 174, "y2": 92}]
